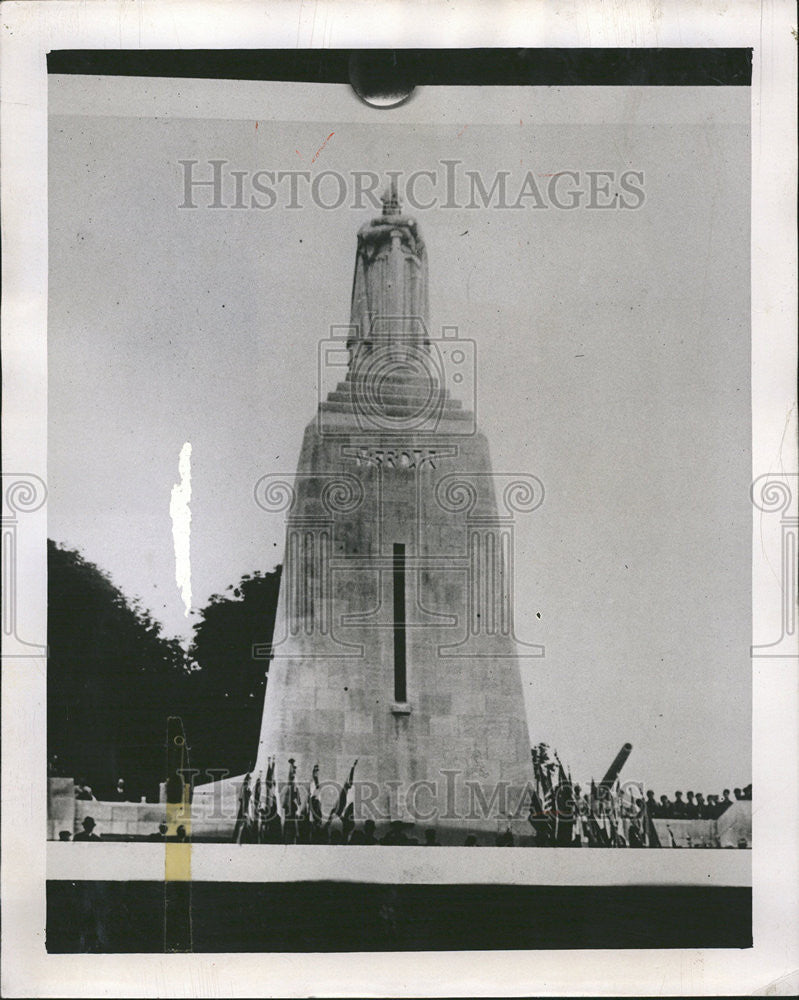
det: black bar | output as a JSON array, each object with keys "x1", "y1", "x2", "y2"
[
  {"x1": 163, "y1": 882, "x2": 193, "y2": 953},
  {"x1": 393, "y1": 543, "x2": 407, "y2": 703},
  {"x1": 46, "y1": 48, "x2": 752, "y2": 87},
  {"x1": 46, "y1": 881, "x2": 752, "y2": 952}
]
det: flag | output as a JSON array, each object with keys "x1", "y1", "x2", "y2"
[
  {"x1": 587, "y1": 778, "x2": 610, "y2": 847},
  {"x1": 612, "y1": 778, "x2": 625, "y2": 846},
  {"x1": 254, "y1": 771, "x2": 269, "y2": 843},
  {"x1": 583, "y1": 811, "x2": 599, "y2": 846},
  {"x1": 282, "y1": 758, "x2": 302, "y2": 820},
  {"x1": 641, "y1": 789, "x2": 660, "y2": 847},
  {"x1": 324, "y1": 759, "x2": 358, "y2": 841},
  {"x1": 233, "y1": 772, "x2": 252, "y2": 844},
  {"x1": 263, "y1": 756, "x2": 282, "y2": 819},
  {"x1": 553, "y1": 752, "x2": 574, "y2": 845},
  {"x1": 258, "y1": 756, "x2": 283, "y2": 843},
  {"x1": 308, "y1": 763, "x2": 322, "y2": 831},
  {"x1": 536, "y1": 759, "x2": 556, "y2": 845},
  {"x1": 247, "y1": 772, "x2": 263, "y2": 842},
  {"x1": 573, "y1": 810, "x2": 584, "y2": 845},
  {"x1": 527, "y1": 785, "x2": 549, "y2": 843},
  {"x1": 263, "y1": 756, "x2": 274, "y2": 814}
]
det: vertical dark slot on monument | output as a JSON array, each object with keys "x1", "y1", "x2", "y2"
[{"x1": 393, "y1": 543, "x2": 407, "y2": 702}]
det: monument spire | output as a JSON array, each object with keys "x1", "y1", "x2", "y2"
[{"x1": 247, "y1": 194, "x2": 539, "y2": 844}]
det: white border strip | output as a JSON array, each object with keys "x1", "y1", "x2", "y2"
[{"x1": 47, "y1": 842, "x2": 752, "y2": 886}]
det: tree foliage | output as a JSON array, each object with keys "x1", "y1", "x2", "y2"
[
  {"x1": 47, "y1": 539, "x2": 190, "y2": 800},
  {"x1": 185, "y1": 567, "x2": 281, "y2": 779},
  {"x1": 48, "y1": 540, "x2": 283, "y2": 796}
]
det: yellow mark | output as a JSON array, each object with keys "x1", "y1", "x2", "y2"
[{"x1": 165, "y1": 787, "x2": 192, "y2": 881}]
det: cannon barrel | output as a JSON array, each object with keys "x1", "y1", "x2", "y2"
[{"x1": 600, "y1": 742, "x2": 633, "y2": 788}]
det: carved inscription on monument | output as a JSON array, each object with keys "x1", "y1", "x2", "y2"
[{"x1": 342, "y1": 444, "x2": 458, "y2": 469}]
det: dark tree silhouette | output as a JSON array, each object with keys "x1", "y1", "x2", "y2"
[
  {"x1": 48, "y1": 540, "x2": 282, "y2": 795},
  {"x1": 47, "y1": 539, "x2": 190, "y2": 800},
  {"x1": 185, "y1": 567, "x2": 281, "y2": 779}
]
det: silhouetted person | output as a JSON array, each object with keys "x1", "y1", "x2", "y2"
[
  {"x1": 734, "y1": 787, "x2": 743, "y2": 800},
  {"x1": 349, "y1": 829, "x2": 366, "y2": 844},
  {"x1": 149, "y1": 822, "x2": 168, "y2": 840},
  {"x1": 260, "y1": 789, "x2": 284, "y2": 845},
  {"x1": 309, "y1": 821, "x2": 328, "y2": 845},
  {"x1": 424, "y1": 828, "x2": 441, "y2": 846},
  {"x1": 282, "y1": 759, "x2": 302, "y2": 844},
  {"x1": 74, "y1": 816, "x2": 101, "y2": 841},
  {"x1": 380, "y1": 820, "x2": 417, "y2": 845},
  {"x1": 113, "y1": 778, "x2": 128, "y2": 801},
  {"x1": 695, "y1": 793, "x2": 707, "y2": 819},
  {"x1": 645, "y1": 789, "x2": 657, "y2": 816},
  {"x1": 685, "y1": 791, "x2": 698, "y2": 818},
  {"x1": 659, "y1": 794, "x2": 672, "y2": 818},
  {"x1": 495, "y1": 828, "x2": 514, "y2": 847},
  {"x1": 672, "y1": 791, "x2": 687, "y2": 818},
  {"x1": 743, "y1": 783, "x2": 752, "y2": 800},
  {"x1": 362, "y1": 819, "x2": 378, "y2": 845},
  {"x1": 176, "y1": 825, "x2": 188, "y2": 842},
  {"x1": 74, "y1": 779, "x2": 95, "y2": 801},
  {"x1": 329, "y1": 828, "x2": 344, "y2": 845},
  {"x1": 464, "y1": 835, "x2": 478, "y2": 846},
  {"x1": 326, "y1": 813, "x2": 344, "y2": 844},
  {"x1": 58, "y1": 830, "x2": 71, "y2": 841},
  {"x1": 706, "y1": 794, "x2": 720, "y2": 818}
]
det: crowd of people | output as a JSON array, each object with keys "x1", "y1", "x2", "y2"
[
  {"x1": 645, "y1": 785, "x2": 752, "y2": 820},
  {"x1": 525, "y1": 745, "x2": 751, "y2": 847}
]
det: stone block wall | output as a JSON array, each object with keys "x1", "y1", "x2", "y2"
[
  {"x1": 253, "y1": 412, "x2": 539, "y2": 839},
  {"x1": 49, "y1": 779, "x2": 238, "y2": 841}
]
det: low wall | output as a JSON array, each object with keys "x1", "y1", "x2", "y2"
[
  {"x1": 716, "y1": 801, "x2": 752, "y2": 847},
  {"x1": 71, "y1": 798, "x2": 236, "y2": 841},
  {"x1": 653, "y1": 802, "x2": 751, "y2": 848},
  {"x1": 48, "y1": 777, "x2": 76, "y2": 841},
  {"x1": 49, "y1": 778, "x2": 237, "y2": 841}
]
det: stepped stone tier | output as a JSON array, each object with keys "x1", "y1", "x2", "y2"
[{"x1": 252, "y1": 187, "x2": 541, "y2": 840}]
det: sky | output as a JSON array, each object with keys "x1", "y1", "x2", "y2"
[{"x1": 47, "y1": 78, "x2": 751, "y2": 794}]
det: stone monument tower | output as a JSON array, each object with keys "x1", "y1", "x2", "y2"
[{"x1": 253, "y1": 187, "x2": 541, "y2": 841}]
